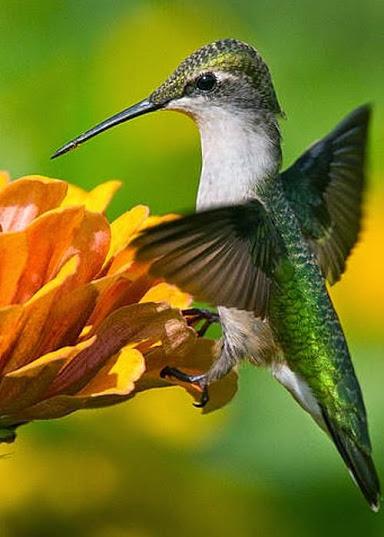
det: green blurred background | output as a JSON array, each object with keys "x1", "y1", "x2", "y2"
[{"x1": 0, "y1": 1, "x2": 383, "y2": 535}]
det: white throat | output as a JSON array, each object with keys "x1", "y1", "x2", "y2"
[{"x1": 194, "y1": 107, "x2": 281, "y2": 210}]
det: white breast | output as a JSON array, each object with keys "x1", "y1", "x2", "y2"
[{"x1": 196, "y1": 106, "x2": 279, "y2": 209}]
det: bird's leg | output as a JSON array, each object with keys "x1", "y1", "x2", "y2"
[
  {"x1": 182, "y1": 308, "x2": 220, "y2": 337},
  {"x1": 160, "y1": 308, "x2": 220, "y2": 407},
  {"x1": 160, "y1": 333, "x2": 238, "y2": 409},
  {"x1": 160, "y1": 366, "x2": 209, "y2": 407}
]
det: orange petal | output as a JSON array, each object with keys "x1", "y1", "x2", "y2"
[
  {"x1": 2, "y1": 256, "x2": 81, "y2": 373},
  {"x1": 31, "y1": 283, "x2": 98, "y2": 360},
  {"x1": 86, "y1": 273, "x2": 153, "y2": 333},
  {"x1": 13, "y1": 206, "x2": 110, "y2": 303},
  {"x1": 107, "y1": 248, "x2": 145, "y2": 276},
  {"x1": 48, "y1": 303, "x2": 192, "y2": 396},
  {"x1": 2, "y1": 346, "x2": 143, "y2": 421},
  {"x1": 12, "y1": 206, "x2": 84, "y2": 303},
  {"x1": 69, "y1": 210, "x2": 111, "y2": 285},
  {"x1": 0, "y1": 338, "x2": 95, "y2": 415},
  {"x1": 140, "y1": 282, "x2": 191, "y2": 309},
  {"x1": 9, "y1": 347, "x2": 145, "y2": 423},
  {"x1": 61, "y1": 180, "x2": 121, "y2": 212},
  {"x1": 0, "y1": 176, "x2": 68, "y2": 232},
  {"x1": 0, "y1": 305, "x2": 24, "y2": 370},
  {"x1": 0, "y1": 232, "x2": 28, "y2": 306}
]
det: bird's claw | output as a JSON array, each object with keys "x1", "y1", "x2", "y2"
[
  {"x1": 182, "y1": 308, "x2": 220, "y2": 337},
  {"x1": 193, "y1": 384, "x2": 209, "y2": 408},
  {"x1": 160, "y1": 366, "x2": 209, "y2": 408}
]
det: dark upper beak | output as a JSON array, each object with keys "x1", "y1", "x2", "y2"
[{"x1": 51, "y1": 98, "x2": 161, "y2": 159}]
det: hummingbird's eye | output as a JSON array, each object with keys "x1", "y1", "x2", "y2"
[{"x1": 196, "y1": 73, "x2": 217, "y2": 92}]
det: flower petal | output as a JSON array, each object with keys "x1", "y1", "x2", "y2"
[
  {"x1": 107, "y1": 249, "x2": 143, "y2": 276},
  {"x1": 61, "y1": 180, "x2": 121, "y2": 212},
  {"x1": 0, "y1": 232, "x2": 28, "y2": 306},
  {"x1": 140, "y1": 282, "x2": 191, "y2": 309},
  {"x1": 136, "y1": 338, "x2": 238, "y2": 413},
  {"x1": 0, "y1": 338, "x2": 95, "y2": 416},
  {"x1": 103, "y1": 205, "x2": 149, "y2": 269},
  {"x1": 86, "y1": 273, "x2": 154, "y2": 333},
  {"x1": 1, "y1": 346, "x2": 143, "y2": 421},
  {"x1": 68, "y1": 210, "x2": 111, "y2": 285},
  {"x1": 12, "y1": 206, "x2": 84, "y2": 303},
  {"x1": 0, "y1": 176, "x2": 68, "y2": 232},
  {"x1": 79, "y1": 347, "x2": 145, "y2": 398},
  {"x1": 106, "y1": 213, "x2": 179, "y2": 276},
  {"x1": 140, "y1": 213, "x2": 180, "y2": 229},
  {"x1": 2, "y1": 256, "x2": 83, "y2": 373},
  {"x1": 0, "y1": 305, "x2": 23, "y2": 369},
  {"x1": 48, "y1": 303, "x2": 193, "y2": 396},
  {"x1": 0, "y1": 170, "x2": 10, "y2": 189},
  {"x1": 12, "y1": 206, "x2": 110, "y2": 303}
]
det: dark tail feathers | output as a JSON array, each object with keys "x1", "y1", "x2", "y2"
[{"x1": 322, "y1": 408, "x2": 381, "y2": 511}]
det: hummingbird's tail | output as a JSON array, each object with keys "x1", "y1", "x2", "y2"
[{"x1": 321, "y1": 408, "x2": 381, "y2": 511}]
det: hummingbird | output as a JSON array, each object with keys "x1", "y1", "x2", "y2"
[{"x1": 52, "y1": 38, "x2": 380, "y2": 510}]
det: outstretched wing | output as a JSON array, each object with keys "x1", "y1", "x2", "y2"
[
  {"x1": 281, "y1": 105, "x2": 370, "y2": 284},
  {"x1": 133, "y1": 202, "x2": 281, "y2": 318}
]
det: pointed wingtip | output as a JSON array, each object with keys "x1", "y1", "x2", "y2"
[
  {"x1": 370, "y1": 501, "x2": 380, "y2": 513},
  {"x1": 321, "y1": 407, "x2": 381, "y2": 512},
  {"x1": 369, "y1": 492, "x2": 381, "y2": 513}
]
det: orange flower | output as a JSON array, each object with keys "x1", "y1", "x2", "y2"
[{"x1": 0, "y1": 172, "x2": 237, "y2": 443}]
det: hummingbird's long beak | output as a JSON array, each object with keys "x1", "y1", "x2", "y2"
[{"x1": 51, "y1": 98, "x2": 161, "y2": 159}]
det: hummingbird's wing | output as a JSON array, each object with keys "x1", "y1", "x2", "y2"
[
  {"x1": 133, "y1": 201, "x2": 281, "y2": 318},
  {"x1": 281, "y1": 105, "x2": 370, "y2": 284}
]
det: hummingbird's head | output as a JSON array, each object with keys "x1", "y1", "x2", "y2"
[
  {"x1": 150, "y1": 39, "x2": 282, "y2": 120},
  {"x1": 52, "y1": 38, "x2": 282, "y2": 159}
]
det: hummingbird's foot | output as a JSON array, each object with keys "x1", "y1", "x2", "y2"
[
  {"x1": 182, "y1": 308, "x2": 220, "y2": 337},
  {"x1": 160, "y1": 366, "x2": 209, "y2": 408}
]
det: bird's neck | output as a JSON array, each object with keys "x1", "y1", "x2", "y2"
[{"x1": 195, "y1": 108, "x2": 281, "y2": 210}]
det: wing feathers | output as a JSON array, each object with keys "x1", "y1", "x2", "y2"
[
  {"x1": 282, "y1": 104, "x2": 370, "y2": 284},
  {"x1": 133, "y1": 202, "x2": 279, "y2": 316}
]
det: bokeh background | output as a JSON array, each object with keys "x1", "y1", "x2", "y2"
[{"x1": 0, "y1": 1, "x2": 383, "y2": 536}]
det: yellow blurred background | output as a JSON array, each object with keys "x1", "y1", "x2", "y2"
[{"x1": 0, "y1": 1, "x2": 383, "y2": 535}]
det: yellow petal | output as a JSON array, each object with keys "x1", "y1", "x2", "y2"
[
  {"x1": 0, "y1": 170, "x2": 10, "y2": 189},
  {"x1": 61, "y1": 180, "x2": 121, "y2": 212},
  {"x1": 140, "y1": 213, "x2": 180, "y2": 229},
  {"x1": 140, "y1": 282, "x2": 191, "y2": 309},
  {"x1": 104, "y1": 205, "x2": 149, "y2": 267},
  {"x1": 79, "y1": 347, "x2": 145, "y2": 397}
]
